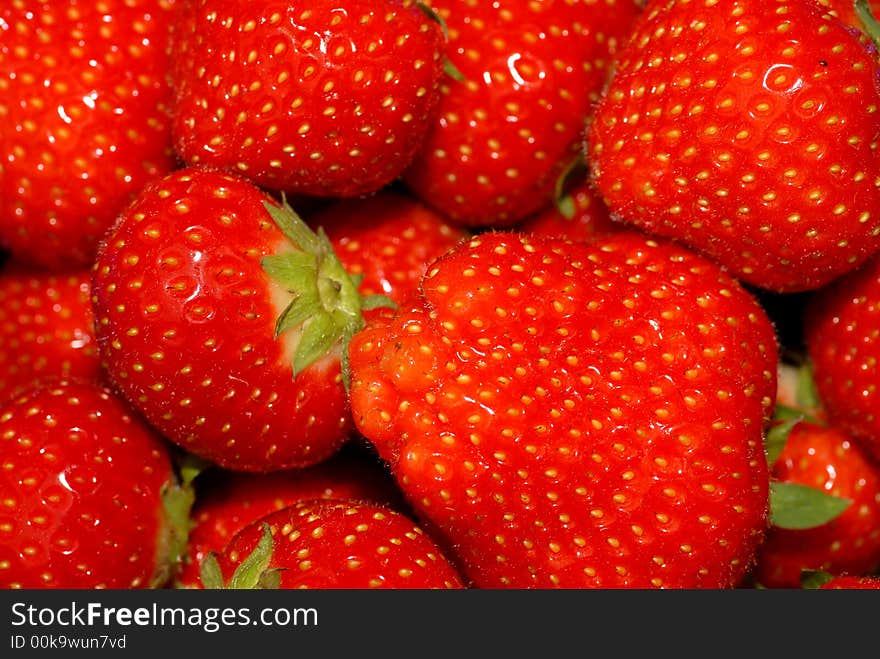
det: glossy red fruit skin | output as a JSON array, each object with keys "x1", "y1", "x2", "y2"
[
  {"x1": 0, "y1": 0, "x2": 178, "y2": 270},
  {"x1": 819, "y1": 575, "x2": 880, "y2": 589},
  {"x1": 91, "y1": 166, "x2": 351, "y2": 473},
  {"x1": 804, "y1": 254, "x2": 880, "y2": 461},
  {"x1": 815, "y1": 0, "x2": 880, "y2": 31},
  {"x1": 349, "y1": 231, "x2": 778, "y2": 588},
  {"x1": 0, "y1": 379, "x2": 176, "y2": 589},
  {"x1": 753, "y1": 421, "x2": 880, "y2": 588},
  {"x1": 587, "y1": 0, "x2": 880, "y2": 293},
  {"x1": 0, "y1": 268, "x2": 102, "y2": 403},
  {"x1": 403, "y1": 0, "x2": 643, "y2": 228},
  {"x1": 170, "y1": 0, "x2": 445, "y2": 198},
  {"x1": 316, "y1": 190, "x2": 469, "y2": 309},
  {"x1": 515, "y1": 179, "x2": 622, "y2": 242},
  {"x1": 215, "y1": 500, "x2": 465, "y2": 589},
  {"x1": 176, "y1": 446, "x2": 408, "y2": 588}
]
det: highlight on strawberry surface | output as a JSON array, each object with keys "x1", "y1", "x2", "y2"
[{"x1": 2, "y1": 0, "x2": 880, "y2": 591}]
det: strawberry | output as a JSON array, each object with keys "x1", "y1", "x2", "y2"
[
  {"x1": 0, "y1": 378, "x2": 190, "y2": 589},
  {"x1": 348, "y1": 231, "x2": 778, "y2": 588},
  {"x1": 176, "y1": 443, "x2": 408, "y2": 588},
  {"x1": 403, "y1": 0, "x2": 643, "y2": 228},
  {"x1": 516, "y1": 173, "x2": 622, "y2": 243},
  {"x1": 816, "y1": 574, "x2": 880, "y2": 588},
  {"x1": 587, "y1": 0, "x2": 880, "y2": 293},
  {"x1": 0, "y1": 267, "x2": 102, "y2": 403},
  {"x1": 804, "y1": 252, "x2": 880, "y2": 461},
  {"x1": 0, "y1": 0, "x2": 178, "y2": 270},
  {"x1": 90, "y1": 166, "x2": 392, "y2": 473},
  {"x1": 752, "y1": 419, "x2": 880, "y2": 588},
  {"x1": 315, "y1": 189, "x2": 470, "y2": 307},
  {"x1": 169, "y1": 0, "x2": 446, "y2": 198},
  {"x1": 203, "y1": 500, "x2": 465, "y2": 589}
]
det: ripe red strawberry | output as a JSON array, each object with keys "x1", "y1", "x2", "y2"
[
  {"x1": 516, "y1": 176, "x2": 622, "y2": 243},
  {"x1": 752, "y1": 419, "x2": 880, "y2": 588},
  {"x1": 804, "y1": 253, "x2": 880, "y2": 461},
  {"x1": 818, "y1": 574, "x2": 880, "y2": 588},
  {"x1": 91, "y1": 166, "x2": 392, "y2": 473},
  {"x1": 403, "y1": 0, "x2": 643, "y2": 228},
  {"x1": 0, "y1": 378, "x2": 189, "y2": 589},
  {"x1": 315, "y1": 189, "x2": 469, "y2": 307},
  {"x1": 587, "y1": 0, "x2": 880, "y2": 293},
  {"x1": 169, "y1": 0, "x2": 445, "y2": 198},
  {"x1": 176, "y1": 444, "x2": 408, "y2": 588},
  {"x1": 0, "y1": 267, "x2": 102, "y2": 403},
  {"x1": 348, "y1": 231, "x2": 778, "y2": 588},
  {"x1": 0, "y1": 0, "x2": 178, "y2": 270},
  {"x1": 204, "y1": 500, "x2": 465, "y2": 589}
]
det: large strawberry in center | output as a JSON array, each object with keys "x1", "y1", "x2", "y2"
[
  {"x1": 348, "y1": 231, "x2": 778, "y2": 588},
  {"x1": 587, "y1": 0, "x2": 880, "y2": 293}
]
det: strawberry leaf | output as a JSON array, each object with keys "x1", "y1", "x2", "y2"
[
  {"x1": 800, "y1": 569, "x2": 835, "y2": 589},
  {"x1": 260, "y1": 199, "x2": 396, "y2": 384},
  {"x1": 796, "y1": 360, "x2": 821, "y2": 412},
  {"x1": 769, "y1": 481, "x2": 852, "y2": 530},
  {"x1": 293, "y1": 309, "x2": 342, "y2": 376},
  {"x1": 228, "y1": 523, "x2": 275, "y2": 589},
  {"x1": 199, "y1": 552, "x2": 225, "y2": 590},
  {"x1": 764, "y1": 413, "x2": 802, "y2": 467}
]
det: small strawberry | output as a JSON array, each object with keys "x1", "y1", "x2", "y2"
[
  {"x1": 587, "y1": 0, "x2": 880, "y2": 293},
  {"x1": 804, "y1": 252, "x2": 880, "y2": 461},
  {"x1": 348, "y1": 231, "x2": 778, "y2": 588},
  {"x1": 315, "y1": 189, "x2": 470, "y2": 307},
  {"x1": 0, "y1": 267, "x2": 102, "y2": 403},
  {"x1": 753, "y1": 418, "x2": 880, "y2": 588},
  {"x1": 202, "y1": 500, "x2": 465, "y2": 589},
  {"x1": 90, "y1": 166, "x2": 393, "y2": 473},
  {"x1": 176, "y1": 444, "x2": 408, "y2": 588},
  {"x1": 169, "y1": 0, "x2": 446, "y2": 198},
  {"x1": 0, "y1": 0, "x2": 178, "y2": 270},
  {"x1": 0, "y1": 378, "x2": 190, "y2": 589},
  {"x1": 515, "y1": 170, "x2": 622, "y2": 243},
  {"x1": 403, "y1": 0, "x2": 643, "y2": 228}
]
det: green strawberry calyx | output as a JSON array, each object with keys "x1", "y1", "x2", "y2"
[
  {"x1": 765, "y1": 363, "x2": 852, "y2": 531},
  {"x1": 200, "y1": 523, "x2": 283, "y2": 589},
  {"x1": 261, "y1": 198, "x2": 395, "y2": 388},
  {"x1": 152, "y1": 451, "x2": 207, "y2": 588}
]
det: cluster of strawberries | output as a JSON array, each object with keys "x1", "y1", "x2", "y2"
[{"x1": 2, "y1": 0, "x2": 880, "y2": 591}]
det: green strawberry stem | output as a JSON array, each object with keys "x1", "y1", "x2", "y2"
[
  {"x1": 856, "y1": 0, "x2": 880, "y2": 51},
  {"x1": 261, "y1": 198, "x2": 395, "y2": 388},
  {"x1": 553, "y1": 155, "x2": 587, "y2": 220},
  {"x1": 416, "y1": 1, "x2": 465, "y2": 82},
  {"x1": 153, "y1": 468, "x2": 200, "y2": 588}
]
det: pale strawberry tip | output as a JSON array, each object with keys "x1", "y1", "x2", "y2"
[{"x1": 260, "y1": 199, "x2": 395, "y2": 385}]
